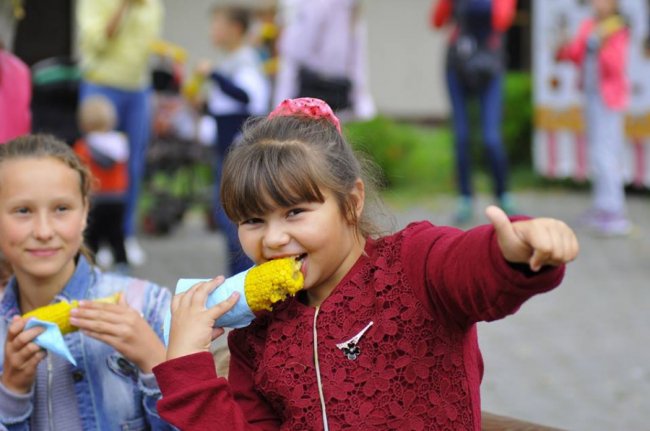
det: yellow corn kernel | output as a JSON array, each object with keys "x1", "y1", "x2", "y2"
[
  {"x1": 244, "y1": 258, "x2": 304, "y2": 312},
  {"x1": 22, "y1": 293, "x2": 121, "y2": 335}
]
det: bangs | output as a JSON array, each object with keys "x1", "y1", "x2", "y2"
[{"x1": 222, "y1": 141, "x2": 325, "y2": 222}]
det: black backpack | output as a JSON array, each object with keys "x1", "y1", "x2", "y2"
[{"x1": 447, "y1": 0, "x2": 504, "y2": 91}]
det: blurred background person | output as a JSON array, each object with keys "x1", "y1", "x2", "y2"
[
  {"x1": 274, "y1": 0, "x2": 376, "y2": 119},
  {"x1": 431, "y1": 0, "x2": 517, "y2": 225},
  {"x1": 0, "y1": 40, "x2": 31, "y2": 144},
  {"x1": 76, "y1": 0, "x2": 164, "y2": 266},
  {"x1": 184, "y1": 4, "x2": 270, "y2": 275},
  {"x1": 74, "y1": 95, "x2": 130, "y2": 273},
  {"x1": 556, "y1": 0, "x2": 631, "y2": 236}
]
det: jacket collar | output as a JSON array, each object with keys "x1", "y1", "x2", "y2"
[{"x1": 0, "y1": 255, "x2": 94, "y2": 318}]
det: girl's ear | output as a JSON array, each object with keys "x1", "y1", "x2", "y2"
[
  {"x1": 81, "y1": 197, "x2": 90, "y2": 231},
  {"x1": 350, "y1": 178, "x2": 365, "y2": 221}
]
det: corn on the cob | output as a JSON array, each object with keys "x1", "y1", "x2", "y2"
[
  {"x1": 22, "y1": 293, "x2": 121, "y2": 335},
  {"x1": 244, "y1": 257, "x2": 304, "y2": 312}
]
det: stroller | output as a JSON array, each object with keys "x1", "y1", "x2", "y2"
[
  {"x1": 30, "y1": 56, "x2": 81, "y2": 145},
  {"x1": 141, "y1": 43, "x2": 214, "y2": 235}
]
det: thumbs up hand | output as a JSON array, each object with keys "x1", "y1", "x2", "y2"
[{"x1": 485, "y1": 205, "x2": 579, "y2": 272}]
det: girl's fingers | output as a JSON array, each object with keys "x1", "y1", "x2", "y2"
[
  {"x1": 206, "y1": 292, "x2": 240, "y2": 321},
  {"x1": 528, "y1": 227, "x2": 554, "y2": 271},
  {"x1": 13, "y1": 325, "x2": 45, "y2": 348},
  {"x1": 8, "y1": 341, "x2": 43, "y2": 365},
  {"x1": 190, "y1": 276, "x2": 225, "y2": 308}
]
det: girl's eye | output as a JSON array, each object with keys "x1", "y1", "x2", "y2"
[
  {"x1": 15, "y1": 207, "x2": 30, "y2": 215},
  {"x1": 55, "y1": 205, "x2": 70, "y2": 213},
  {"x1": 240, "y1": 217, "x2": 263, "y2": 225},
  {"x1": 287, "y1": 208, "x2": 305, "y2": 217}
]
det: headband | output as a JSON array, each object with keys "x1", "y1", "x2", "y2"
[{"x1": 268, "y1": 97, "x2": 342, "y2": 133}]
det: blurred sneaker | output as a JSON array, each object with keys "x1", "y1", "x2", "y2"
[
  {"x1": 584, "y1": 211, "x2": 633, "y2": 237},
  {"x1": 453, "y1": 196, "x2": 474, "y2": 225},
  {"x1": 499, "y1": 193, "x2": 518, "y2": 216},
  {"x1": 95, "y1": 246, "x2": 114, "y2": 269},
  {"x1": 590, "y1": 216, "x2": 632, "y2": 237},
  {"x1": 125, "y1": 237, "x2": 147, "y2": 267}
]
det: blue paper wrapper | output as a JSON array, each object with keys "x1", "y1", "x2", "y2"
[
  {"x1": 25, "y1": 319, "x2": 77, "y2": 366},
  {"x1": 163, "y1": 269, "x2": 256, "y2": 346}
]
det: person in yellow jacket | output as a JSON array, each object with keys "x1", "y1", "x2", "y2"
[{"x1": 77, "y1": 0, "x2": 164, "y2": 266}]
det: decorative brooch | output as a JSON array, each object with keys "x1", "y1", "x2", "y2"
[{"x1": 336, "y1": 321, "x2": 374, "y2": 361}]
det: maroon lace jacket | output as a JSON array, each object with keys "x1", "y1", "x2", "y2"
[{"x1": 154, "y1": 221, "x2": 565, "y2": 430}]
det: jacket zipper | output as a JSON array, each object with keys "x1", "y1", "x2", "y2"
[
  {"x1": 47, "y1": 354, "x2": 55, "y2": 431},
  {"x1": 313, "y1": 306, "x2": 330, "y2": 431}
]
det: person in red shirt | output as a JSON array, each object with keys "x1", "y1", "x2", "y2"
[
  {"x1": 74, "y1": 95, "x2": 130, "y2": 272},
  {"x1": 153, "y1": 98, "x2": 579, "y2": 430}
]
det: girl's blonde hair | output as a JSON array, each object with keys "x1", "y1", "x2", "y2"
[
  {"x1": 221, "y1": 115, "x2": 390, "y2": 238},
  {"x1": 0, "y1": 134, "x2": 94, "y2": 261},
  {"x1": 78, "y1": 95, "x2": 117, "y2": 133}
]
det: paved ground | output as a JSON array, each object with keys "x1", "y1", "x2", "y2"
[{"x1": 134, "y1": 190, "x2": 650, "y2": 431}]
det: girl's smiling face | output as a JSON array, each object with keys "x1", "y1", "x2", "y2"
[
  {"x1": 237, "y1": 184, "x2": 365, "y2": 306},
  {"x1": 0, "y1": 157, "x2": 88, "y2": 286}
]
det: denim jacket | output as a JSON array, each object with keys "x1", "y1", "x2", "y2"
[{"x1": 0, "y1": 256, "x2": 175, "y2": 430}]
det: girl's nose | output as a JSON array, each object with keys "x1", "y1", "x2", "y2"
[
  {"x1": 262, "y1": 223, "x2": 290, "y2": 250},
  {"x1": 33, "y1": 214, "x2": 54, "y2": 240}
]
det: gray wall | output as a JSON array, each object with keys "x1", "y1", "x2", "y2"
[{"x1": 161, "y1": 0, "x2": 450, "y2": 119}]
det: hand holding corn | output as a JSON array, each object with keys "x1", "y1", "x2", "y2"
[
  {"x1": 2, "y1": 316, "x2": 47, "y2": 394},
  {"x1": 22, "y1": 293, "x2": 121, "y2": 335},
  {"x1": 164, "y1": 257, "x2": 304, "y2": 352},
  {"x1": 68, "y1": 294, "x2": 166, "y2": 373}
]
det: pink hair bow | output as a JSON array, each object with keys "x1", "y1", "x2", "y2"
[{"x1": 268, "y1": 98, "x2": 342, "y2": 133}]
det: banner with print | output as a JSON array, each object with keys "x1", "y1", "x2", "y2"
[{"x1": 533, "y1": 0, "x2": 650, "y2": 187}]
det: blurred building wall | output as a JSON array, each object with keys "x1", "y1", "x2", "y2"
[{"x1": 160, "y1": 0, "x2": 450, "y2": 119}]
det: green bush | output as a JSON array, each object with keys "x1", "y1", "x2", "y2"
[
  {"x1": 502, "y1": 72, "x2": 533, "y2": 166},
  {"x1": 344, "y1": 117, "x2": 455, "y2": 193}
]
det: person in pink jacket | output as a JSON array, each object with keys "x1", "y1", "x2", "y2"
[
  {"x1": 556, "y1": 0, "x2": 631, "y2": 236},
  {"x1": 0, "y1": 42, "x2": 31, "y2": 143}
]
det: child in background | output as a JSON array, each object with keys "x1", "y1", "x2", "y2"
[
  {"x1": 0, "y1": 134, "x2": 173, "y2": 430},
  {"x1": 556, "y1": 0, "x2": 631, "y2": 236},
  {"x1": 153, "y1": 98, "x2": 579, "y2": 430},
  {"x1": 185, "y1": 4, "x2": 270, "y2": 276},
  {"x1": 74, "y1": 95, "x2": 130, "y2": 272}
]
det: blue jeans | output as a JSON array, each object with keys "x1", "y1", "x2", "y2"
[
  {"x1": 80, "y1": 81, "x2": 151, "y2": 237},
  {"x1": 446, "y1": 70, "x2": 509, "y2": 199},
  {"x1": 212, "y1": 114, "x2": 253, "y2": 276}
]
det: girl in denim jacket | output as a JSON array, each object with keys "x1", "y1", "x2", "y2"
[{"x1": 0, "y1": 135, "x2": 174, "y2": 430}]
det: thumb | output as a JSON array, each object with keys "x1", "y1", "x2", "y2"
[{"x1": 485, "y1": 205, "x2": 518, "y2": 243}]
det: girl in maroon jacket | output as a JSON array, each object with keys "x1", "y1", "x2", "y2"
[{"x1": 153, "y1": 98, "x2": 579, "y2": 430}]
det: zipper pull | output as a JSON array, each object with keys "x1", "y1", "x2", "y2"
[{"x1": 336, "y1": 321, "x2": 373, "y2": 361}]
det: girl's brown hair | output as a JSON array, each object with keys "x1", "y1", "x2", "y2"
[
  {"x1": 0, "y1": 134, "x2": 94, "y2": 261},
  {"x1": 221, "y1": 115, "x2": 390, "y2": 238}
]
